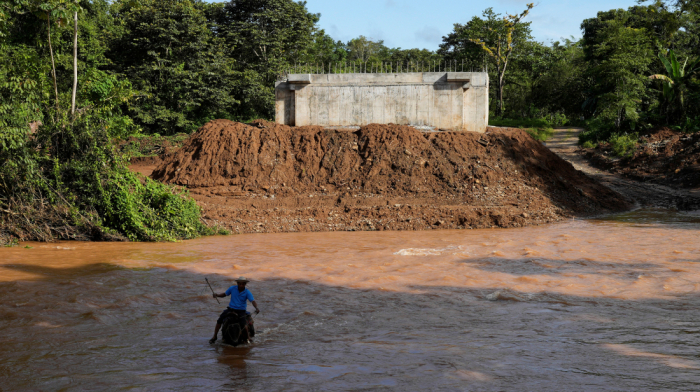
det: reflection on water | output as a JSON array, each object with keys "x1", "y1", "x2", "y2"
[{"x1": 1, "y1": 214, "x2": 700, "y2": 390}]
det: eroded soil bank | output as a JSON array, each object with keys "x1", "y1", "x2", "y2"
[{"x1": 132, "y1": 120, "x2": 629, "y2": 234}]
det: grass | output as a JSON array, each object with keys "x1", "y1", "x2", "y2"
[
  {"x1": 524, "y1": 127, "x2": 555, "y2": 142},
  {"x1": 489, "y1": 118, "x2": 553, "y2": 129},
  {"x1": 490, "y1": 118, "x2": 555, "y2": 142},
  {"x1": 581, "y1": 140, "x2": 598, "y2": 149}
]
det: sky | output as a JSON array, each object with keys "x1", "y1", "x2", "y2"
[{"x1": 299, "y1": 0, "x2": 642, "y2": 50}]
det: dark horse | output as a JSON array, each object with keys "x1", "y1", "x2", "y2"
[{"x1": 221, "y1": 311, "x2": 255, "y2": 346}]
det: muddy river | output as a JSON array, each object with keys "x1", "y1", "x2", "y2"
[{"x1": 1, "y1": 210, "x2": 700, "y2": 391}]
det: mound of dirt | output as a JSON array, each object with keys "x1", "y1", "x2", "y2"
[
  {"x1": 151, "y1": 120, "x2": 629, "y2": 234},
  {"x1": 582, "y1": 128, "x2": 700, "y2": 191}
]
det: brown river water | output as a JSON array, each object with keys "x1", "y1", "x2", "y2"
[{"x1": 2, "y1": 209, "x2": 700, "y2": 391}]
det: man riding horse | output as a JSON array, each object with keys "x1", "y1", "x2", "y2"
[{"x1": 210, "y1": 277, "x2": 260, "y2": 344}]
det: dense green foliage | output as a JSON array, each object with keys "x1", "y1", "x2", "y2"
[
  {"x1": 3, "y1": 0, "x2": 700, "y2": 243},
  {"x1": 0, "y1": 0, "x2": 215, "y2": 244},
  {"x1": 8, "y1": 0, "x2": 693, "y2": 140},
  {"x1": 108, "y1": 0, "x2": 239, "y2": 135}
]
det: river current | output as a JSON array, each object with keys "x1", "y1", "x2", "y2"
[{"x1": 1, "y1": 209, "x2": 700, "y2": 391}]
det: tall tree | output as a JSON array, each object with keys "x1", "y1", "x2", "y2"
[
  {"x1": 210, "y1": 0, "x2": 319, "y2": 119},
  {"x1": 529, "y1": 39, "x2": 590, "y2": 120},
  {"x1": 305, "y1": 30, "x2": 348, "y2": 66},
  {"x1": 109, "y1": 0, "x2": 238, "y2": 134},
  {"x1": 71, "y1": 6, "x2": 78, "y2": 116},
  {"x1": 470, "y1": 4, "x2": 534, "y2": 117},
  {"x1": 582, "y1": 14, "x2": 655, "y2": 129},
  {"x1": 346, "y1": 36, "x2": 389, "y2": 64},
  {"x1": 440, "y1": 6, "x2": 534, "y2": 117}
]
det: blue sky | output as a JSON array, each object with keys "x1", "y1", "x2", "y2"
[{"x1": 300, "y1": 0, "x2": 641, "y2": 50}]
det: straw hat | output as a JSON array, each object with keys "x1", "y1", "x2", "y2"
[{"x1": 235, "y1": 276, "x2": 250, "y2": 283}]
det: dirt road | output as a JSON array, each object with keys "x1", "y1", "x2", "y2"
[{"x1": 545, "y1": 128, "x2": 700, "y2": 210}]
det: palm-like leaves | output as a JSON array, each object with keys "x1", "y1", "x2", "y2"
[{"x1": 649, "y1": 49, "x2": 700, "y2": 119}]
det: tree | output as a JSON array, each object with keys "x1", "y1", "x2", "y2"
[
  {"x1": 71, "y1": 4, "x2": 78, "y2": 116},
  {"x1": 387, "y1": 48, "x2": 442, "y2": 71},
  {"x1": 109, "y1": 0, "x2": 238, "y2": 134},
  {"x1": 582, "y1": 15, "x2": 655, "y2": 129},
  {"x1": 305, "y1": 30, "x2": 348, "y2": 66},
  {"x1": 649, "y1": 49, "x2": 700, "y2": 121},
  {"x1": 210, "y1": 0, "x2": 319, "y2": 119},
  {"x1": 440, "y1": 5, "x2": 534, "y2": 117},
  {"x1": 529, "y1": 39, "x2": 590, "y2": 120},
  {"x1": 1, "y1": 0, "x2": 212, "y2": 244},
  {"x1": 346, "y1": 36, "x2": 389, "y2": 63}
]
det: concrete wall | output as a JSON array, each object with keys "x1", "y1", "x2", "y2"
[{"x1": 275, "y1": 72, "x2": 489, "y2": 132}]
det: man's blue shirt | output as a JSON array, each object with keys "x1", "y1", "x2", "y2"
[{"x1": 225, "y1": 287, "x2": 254, "y2": 310}]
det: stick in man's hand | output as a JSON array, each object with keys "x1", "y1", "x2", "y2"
[{"x1": 205, "y1": 277, "x2": 220, "y2": 304}]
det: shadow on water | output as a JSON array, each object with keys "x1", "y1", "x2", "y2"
[
  {"x1": 455, "y1": 256, "x2": 671, "y2": 277},
  {"x1": 1, "y1": 259, "x2": 700, "y2": 391},
  {"x1": 592, "y1": 208, "x2": 700, "y2": 229},
  {"x1": 1, "y1": 262, "x2": 127, "y2": 279}
]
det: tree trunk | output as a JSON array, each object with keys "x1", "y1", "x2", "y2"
[
  {"x1": 495, "y1": 63, "x2": 504, "y2": 116},
  {"x1": 47, "y1": 12, "x2": 59, "y2": 117},
  {"x1": 498, "y1": 80, "x2": 505, "y2": 117},
  {"x1": 71, "y1": 11, "x2": 78, "y2": 117}
]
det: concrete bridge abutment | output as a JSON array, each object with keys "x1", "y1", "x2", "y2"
[{"x1": 275, "y1": 72, "x2": 489, "y2": 132}]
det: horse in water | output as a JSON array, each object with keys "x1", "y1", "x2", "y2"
[{"x1": 221, "y1": 312, "x2": 255, "y2": 346}]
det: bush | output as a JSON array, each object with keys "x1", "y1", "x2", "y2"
[
  {"x1": 490, "y1": 117, "x2": 556, "y2": 142},
  {"x1": 549, "y1": 112, "x2": 570, "y2": 127},
  {"x1": 98, "y1": 168, "x2": 215, "y2": 241},
  {"x1": 672, "y1": 116, "x2": 700, "y2": 134},
  {"x1": 120, "y1": 133, "x2": 190, "y2": 158},
  {"x1": 490, "y1": 117, "x2": 552, "y2": 129},
  {"x1": 609, "y1": 133, "x2": 638, "y2": 158},
  {"x1": 1, "y1": 109, "x2": 218, "y2": 244},
  {"x1": 582, "y1": 140, "x2": 598, "y2": 149},
  {"x1": 578, "y1": 118, "x2": 618, "y2": 145},
  {"x1": 43, "y1": 114, "x2": 217, "y2": 241}
]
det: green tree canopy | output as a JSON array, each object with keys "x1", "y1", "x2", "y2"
[
  {"x1": 439, "y1": 6, "x2": 534, "y2": 116},
  {"x1": 108, "y1": 0, "x2": 238, "y2": 135}
]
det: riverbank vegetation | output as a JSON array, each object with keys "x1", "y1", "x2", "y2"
[
  {"x1": 0, "y1": 0, "x2": 218, "y2": 245},
  {"x1": 438, "y1": 1, "x2": 700, "y2": 155},
  {"x1": 2, "y1": 0, "x2": 698, "y2": 244}
]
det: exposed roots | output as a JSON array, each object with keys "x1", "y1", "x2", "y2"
[{"x1": 0, "y1": 196, "x2": 126, "y2": 246}]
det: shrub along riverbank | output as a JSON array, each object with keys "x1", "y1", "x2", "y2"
[
  {"x1": 0, "y1": 113, "x2": 218, "y2": 246},
  {"x1": 0, "y1": 0, "x2": 226, "y2": 246}
]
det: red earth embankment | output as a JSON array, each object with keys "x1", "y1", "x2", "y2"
[{"x1": 144, "y1": 119, "x2": 629, "y2": 233}]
